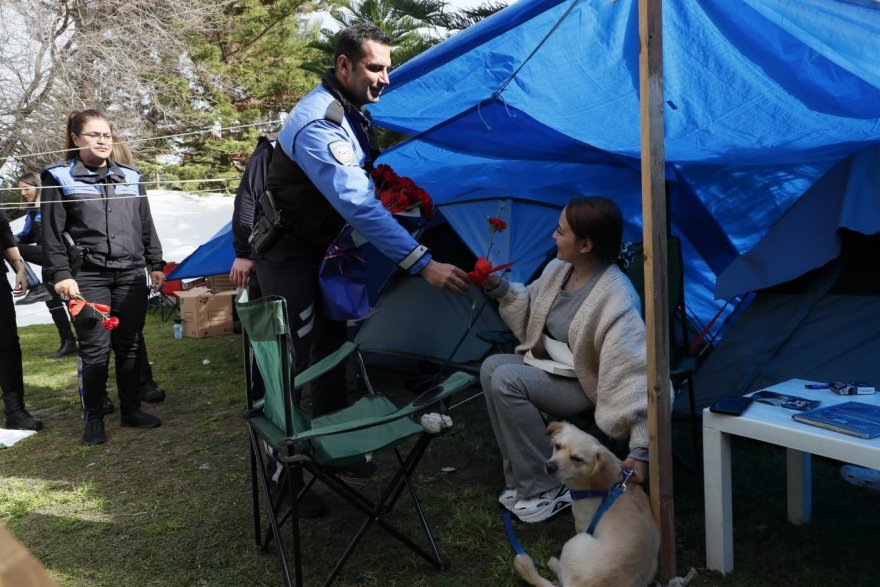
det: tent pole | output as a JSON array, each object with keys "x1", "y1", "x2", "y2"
[{"x1": 639, "y1": 0, "x2": 676, "y2": 581}]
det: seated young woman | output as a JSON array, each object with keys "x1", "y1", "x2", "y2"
[{"x1": 481, "y1": 195, "x2": 660, "y2": 523}]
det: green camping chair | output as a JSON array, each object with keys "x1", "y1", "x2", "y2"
[{"x1": 236, "y1": 290, "x2": 476, "y2": 587}]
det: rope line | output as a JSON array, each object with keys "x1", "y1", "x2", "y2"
[
  {"x1": 493, "y1": 0, "x2": 581, "y2": 99},
  {"x1": 0, "y1": 190, "x2": 232, "y2": 211},
  {"x1": 0, "y1": 176, "x2": 239, "y2": 194},
  {"x1": 2, "y1": 118, "x2": 283, "y2": 165}
]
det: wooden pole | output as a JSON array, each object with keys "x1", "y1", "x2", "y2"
[{"x1": 638, "y1": 0, "x2": 676, "y2": 581}]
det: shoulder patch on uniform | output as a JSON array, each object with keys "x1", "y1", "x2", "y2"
[
  {"x1": 324, "y1": 100, "x2": 345, "y2": 125},
  {"x1": 329, "y1": 141, "x2": 357, "y2": 166}
]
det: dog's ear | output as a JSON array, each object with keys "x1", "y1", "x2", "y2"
[
  {"x1": 590, "y1": 452, "x2": 619, "y2": 488},
  {"x1": 546, "y1": 421, "x2": 564, "y2": 439}
]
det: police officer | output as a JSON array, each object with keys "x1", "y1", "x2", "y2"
[
  {"x1": 41, "y1": 109, "x2": 166, "y2": 446},
  {"x1": 1, "y1": 206, "x2": 43, "y2": 431},
  {"x1": 257, "y1": 23, "x2": 469, "y2": 418}
]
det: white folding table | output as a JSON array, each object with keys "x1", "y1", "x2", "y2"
[{"x1": 702, "y1": 378, "x2": 880, "y2": 573}]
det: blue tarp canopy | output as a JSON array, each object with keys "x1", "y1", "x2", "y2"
[
  {"x1": 167, "y1": 222, "x2": 234, "y2": 281},
  {"x1": 370, "y1": 0, "x2": 880, "y2": 331}
]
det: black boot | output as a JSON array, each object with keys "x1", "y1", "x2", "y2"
[
  {"x1": 3, "y1": 394, "x2": 44, "y2": 431},
  {"x1": 14, "y1": 287, "x2": 52, "y2": 305},
  {"x1": 100, "y1": 395, "x2": 116, "y2": 415},
  {"x1": 48, "y1": 338, "x2": 78, "y2": 359},
  {"x1": 139, "y1": 380, "x2": 166, "y2": 403}
]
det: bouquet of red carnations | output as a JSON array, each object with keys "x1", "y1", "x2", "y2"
[{"x1": 371, "y1": 164, "x2": 434, "y2": 221}]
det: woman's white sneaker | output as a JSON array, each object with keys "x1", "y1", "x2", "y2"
[
  {"x1": 498, "y1": 487, "x2": 518, "y2": 510},
  {"x1": 512, "y1": 485, "x2": 571, "y2": 523}
]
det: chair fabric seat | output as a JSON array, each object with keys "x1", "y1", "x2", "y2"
[
  {"x1": 311, "y1": 396, "x2": 423, "y2": 466},
  {"x1": 248, "y1": 395, "x2": 423, "y2": 468}
]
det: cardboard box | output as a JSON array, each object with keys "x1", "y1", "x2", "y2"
[
  {"x1": 205, "y1": 274, "x2": 236, "y2": 292},
  {"x1": 175, "y1": 287, "x2": 237, "y2": 338}
]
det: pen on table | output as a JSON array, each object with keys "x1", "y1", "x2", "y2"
[{"x1": 804, "y1": 383, "x2": 830, "y2": 389}]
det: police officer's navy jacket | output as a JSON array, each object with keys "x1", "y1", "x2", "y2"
[
  {"x1": 266, "y1": 70, "x2": 430, "y2": 274},
  {"x1": 15, "y1": 206, "x2": 41, "y2": 245},
  {"x1": 0, "y1": 207, "x2": 17, "y2": 276},
  {"x1": 40, "y1": 158, "x2": 164, "y2": 283}
]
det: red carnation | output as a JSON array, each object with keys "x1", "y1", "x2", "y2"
[
  {"x1": 102, "y1": 317, "x2": 120, "y2": 330},
  {"x1": 468, "y1": 207, "x2": 512, "y2": 288},
  {"x1": 488, "y1": 217, "x2": 508, "y2": 232},
  {"x1": 467, "y1": 256, "x2": 512, "y2": 287}
]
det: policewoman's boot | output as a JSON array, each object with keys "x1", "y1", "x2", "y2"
[{"x1": 2, "y1": 392, "x2": 44, "y2": 431}]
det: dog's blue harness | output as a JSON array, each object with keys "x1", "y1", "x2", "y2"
[
  {"x1": 502, "y1": 468, "x2": 635, "y2": 568},
  {"x1": 571, "y1": 468, "x2": 634, "y2": 535}
]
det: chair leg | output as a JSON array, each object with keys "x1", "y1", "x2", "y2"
[
  {"x1": 394, "y1": 442, "x2": 446, "y2": 567},
  {"x1": 306, "y1": 434, "x2": 448, "y2": 585},
  {"x1": 289, "y1": 466, "x2": 303, "y2": 587},
  {"x1": 249, "y1": 441, "x2": 262, "y2": 547},
  {"x1": 249, "y1": 432, "x2": 294, "y2": 587}
]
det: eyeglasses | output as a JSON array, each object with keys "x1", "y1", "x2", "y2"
[{"x1": 77, "y1": 132, "x2": 113, "y2": 141}]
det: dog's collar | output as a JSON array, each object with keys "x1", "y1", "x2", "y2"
[
  {"x1": 569, "y1": 489, "x2": 608, "y2": 500},
  {"x1": 584, "y1": 468, "x2": 635, "y2": 536}
]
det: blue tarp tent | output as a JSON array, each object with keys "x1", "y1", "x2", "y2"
[
  {"x1": 369, "y1": 0, "x2": 880, "y2": 333},
  {"x1": 167, "y1": 222, "x2": 234, "y2": 280}
]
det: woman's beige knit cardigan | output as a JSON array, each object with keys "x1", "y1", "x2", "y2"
[{"x1": 497, "y1": 258, "x2": 661, "y2": 451}]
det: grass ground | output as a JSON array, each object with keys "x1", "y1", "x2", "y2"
[{"x1": 2, "y1": 312, "x2": 880, "y2": 586}]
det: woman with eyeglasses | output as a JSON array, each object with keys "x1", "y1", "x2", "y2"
[{"x1": 40, "y1": 109, "x2": 166, "y2": 445}]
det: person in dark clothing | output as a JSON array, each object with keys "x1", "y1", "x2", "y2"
[
  {"x1": 13, "y1": 172, "x2": 79, "y2": 358},
  {"x1": 99, "y1": 135, "x2": 165, "y2": 408},
  {"x1": 1, "y1": 205, "x2": 44, "y2": 430},
  {"x1": 41, "y1": 109, "x2": 166, "y2": 445},
  {"x1": 229, "y1": 134, "x2": 274, "y2": 291}
]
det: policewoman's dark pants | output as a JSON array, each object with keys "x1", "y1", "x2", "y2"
[
  {"x1": 0, "y1": 276, "x2": 25, "y2": 401},
  {"x1": 75, "y1": 266, "x2": 148, "y2": 420},
  {"x1": 17, "y1": 243, "x2": 75, "y2": 342},
  {"x1": 255, "y1": 233, "x2": 348, "y2": 417}
]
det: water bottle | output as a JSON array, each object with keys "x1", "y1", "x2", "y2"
[{"x1": 173, "y1": 319, "x2": 183, "y2": 340}]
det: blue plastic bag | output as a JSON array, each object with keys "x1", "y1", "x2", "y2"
[{"x1": 318, "y1": 225, "x2": 370, "y2": 321}]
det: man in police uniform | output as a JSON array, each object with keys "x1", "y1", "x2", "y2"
[{"x1": 256, "y1": 23, "x2": 469, "y2": 418}]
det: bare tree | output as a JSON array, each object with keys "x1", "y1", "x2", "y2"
[{"x1": 0, "y1": 0, "x2": 223, "y2": 181}]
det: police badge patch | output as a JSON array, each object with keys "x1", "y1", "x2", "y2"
[{"x1": 329, "y1": 141, "x2": 357, "y2": 166}]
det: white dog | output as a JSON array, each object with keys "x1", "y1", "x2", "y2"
[{"x1": 513, "y1": 421, "x2": 660, "y2": 587}]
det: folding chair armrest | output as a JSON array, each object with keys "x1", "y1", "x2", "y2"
[
  {"x1": 287, "y1": 371, "x2": 475, "y2": 444},
  {"x1": 292, "y1": 341, "x2": 359, "y2": 391}
]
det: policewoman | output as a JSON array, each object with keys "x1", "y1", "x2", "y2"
[
  {"x1": 40, "y1": 109, "x2": 166, "y2": 445},
  {"x1": 257, "y1": 23, "x2": 469, "y2": 417}
]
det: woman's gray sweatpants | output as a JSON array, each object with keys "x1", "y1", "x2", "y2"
[{"x1": 481, "y1": 353, "x2": 593, "y2": 499}]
